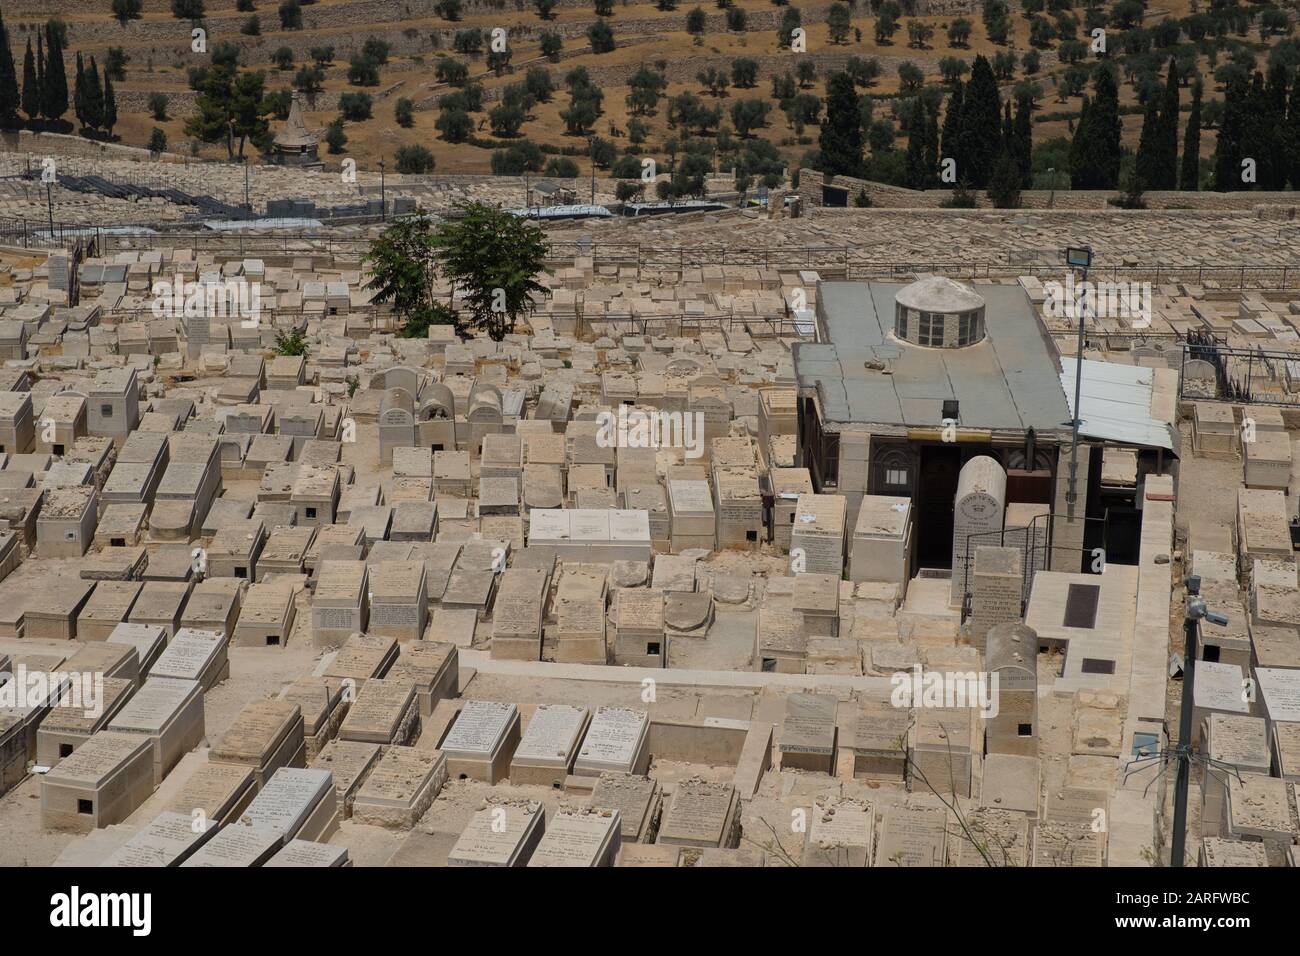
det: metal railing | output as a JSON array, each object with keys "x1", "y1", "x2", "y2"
[{"x1": 1179, "y1": 330, "x2": 1300, "y2": 405}]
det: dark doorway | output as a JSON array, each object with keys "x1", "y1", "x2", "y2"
[
  {"x1": 822, "y1": 185, "x2": 849, "y2": 207},
  {"x1": 917, "y1": 443, "x2": 961, "y2": 568}
]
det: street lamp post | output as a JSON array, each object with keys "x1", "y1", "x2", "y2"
[
  {"x1": 1064, "y1": 246, "x2": 1093, "y2": 509},
  {"x1": 379, "y1": 159, "x2": 386, "y2": 221},
  {"x1": 1170, "y1": 576, "x2": 1229, "y2": 866}
]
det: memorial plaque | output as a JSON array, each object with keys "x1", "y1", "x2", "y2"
[{"x1": 573, "y1": 707, "x2": 649, "y2": 776}]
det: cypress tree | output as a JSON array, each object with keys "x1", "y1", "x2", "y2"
[
  {"x1": 1134, "y1": 93, "x2": 1161, "y2": 192},
  {"x1": 21, "y1": 39, "x2": 40, "y2": 123},
  {"x1": 1264, "y1": 64, "x2": 1289, "y2": 190},
  {"x1": 818, "y1": 71, "x2": 864, "y2": 178},
  {"x1": 923, "y1": 99, "x2": 940, "y2": 187},
  {"x1": 987, "y1": 102, "x2": 1021, "y2": 208},
  {"x1": 941, "y1": 81, "x2": 965, "y2": 181},
  {"x1": 1238, "y1": 71, "x2": 1272, "y2": 191},
  {"x1": 102, "y1": 66, "x2": 117, "y2": 137},
  {"x1": 1288, "y1": 77, "x2": 1300, "y2": 190},
  {"x1": 0, "y1": 13, "x2": 19, "y2": 128},
  {"x1": 1071, "y1": 67, "x2": 1120, "y2": 188},
  {"x1": 960, "y1": 55, "x2": 1001, "y2": 188},
  {"x1": 1013, "y1": 94, "x2": 1032, "y2": 187},
  {"x1": 1215, "y1": 72, "x2": 1246, "y2": 191},
  {"x1": 904, "y1": 102, "x2": 926, "y2": 189},
  {"x1": 1153, "y1": 58, "x2": 1179, "y2": 190},
  {"x1": 83, "y1": 55, "x2": 104, "y2": 131},
  {"x1": 35, "y1": 33, "x2": 45, "y2": 119},
  {"x1": 73, "y1": 52, "x2": 86, "y2": 129},
  {"x1": 42, "y1": 22, "x2": 68, "y2": 123},
  {"x1": 1180, "y1": 78, "x2": 1202, "y2": 191}
]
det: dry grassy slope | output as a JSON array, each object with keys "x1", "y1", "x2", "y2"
[{"x1": 0, "y1": 0, "x2": 1275, "y2": 175}]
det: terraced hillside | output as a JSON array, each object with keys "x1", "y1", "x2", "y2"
[{"x1": 1, "y1": 0, "x2": 1296, "y2": 188}]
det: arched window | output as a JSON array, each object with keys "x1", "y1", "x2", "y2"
[{"x1": 874, "y1": 445, "x2": 913, "y2": 493}]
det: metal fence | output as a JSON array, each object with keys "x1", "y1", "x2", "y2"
[
  {"x1": 1179, "y1": 329, "x2": 1300, "y2": 405},
  {"x1": 958, "y1": 512, "x2": 1108, "y2": 621}
]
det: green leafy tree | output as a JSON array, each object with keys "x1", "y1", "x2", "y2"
[
  {"x1": 172, "y1": 0, "x2": 206, "y2": 18},
  {"x1": 436, "y1": 105, "x2": 473, "y2": 142},
  {"x1": 364, "y1": 213, "x2": 457, "y2": 335},
  {"x1": 113, "y1": 0, "x2": 145, "y2": 24},
  {"x1": 828, "y1": 3, "x2": 852, "y2": 43},
  {"x1": 323, "y1": 118, "x2": 346, "y2": 153},
  {"x1": 279, "y1": 0, "x2": 303, "y2": 29},
  {"x1": 275, "y1": 328, "x2": 309, "y2": 356},
  {"x1": 588, "y1": 19, "x2": 616, "y2": 53},
  {"x1": 395, "y1": 144, "x2": 435, "y2": 173},
  {"x1": 395, "y1": 97, "x2": 414, "y2": 127},
  {"x1": 148, "y1": 127, "x2": 168, "y2": 153},
  {"x1": 184, "y1": 62, "x2": 273, "y2": 160},
  {"x1": 432, "y1": 203, "x2": 548, "y2": 342}
]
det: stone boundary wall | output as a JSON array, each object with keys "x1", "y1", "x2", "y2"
[
  {"x1": 796, "y1": 169, "x2": 1300, "y2": 214},
  {"x1": 5, "y1": 0, "x2": 976, "y2": 20}
]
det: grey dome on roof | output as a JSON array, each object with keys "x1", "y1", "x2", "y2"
[
  {"x1": 892, "y1": 275, "x2": 987, "y2": 348},
  {"x1": 895, "y1": 275, "x2": 985, "y2": 313}
]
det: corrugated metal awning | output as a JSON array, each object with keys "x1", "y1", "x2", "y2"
[{"x1": 1060, "y1": 357, "x2": 1176, "y2": 451}]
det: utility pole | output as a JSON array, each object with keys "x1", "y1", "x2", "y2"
[
  {"x1": 46, "y1": 181, "x2": 54, "y2": 239},
  {"x1": 588, "y1": 135, "x2": 596, "y2": 205},
  {"x1": 1171, "y1": 575, "x2": 1229, "y2": 866},
  {"x1": 379, "y1": 159, "x2": 386, "y2": 221},
  {"x1": 243, "y1": 156, "x2": 250, "y2": 212}
]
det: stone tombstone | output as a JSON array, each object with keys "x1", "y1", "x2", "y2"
[
  {"x1": 573, "y1": 707, "x2": 650, "y2": 777},
  {"x1": 181, "y1": 824, "x2": 284, "y2": 867},
  {"x1": 657, "y1": 778, "x2": 738, "y2": 849},
  {"x1": 779, "y1": 692, "x2": 838, "y2": 773},
  {"x1": 588, "y1": 772, "x2": 661, "y2": 843},
  {"x1": 447, "y1": 798, "x2": 545, "y2": 867},
  {"x1": 951, "y1": 456, "x2": 1007, "y2": 606},
  {"x1": 511, "y1": 704, "x2": 590, "y2": 788},
  {"x1": 875, "y1": 806, "x2": 947, "y2": 867},
  {"x1": 527, "y1": 806, "x2": 622, "y2": 867},
  {"x1": 236, "y1": 767, "x2": 337, "y2": 845},
  {"x1": 102, "y1": 810, "x2": 218, "y2": 867},
  {"x1": 265, "y1": 839, "x2": 350, "y2": 867},
  {"x1": 441, "y1": 699, "x2": 521, "y2": 784}
]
